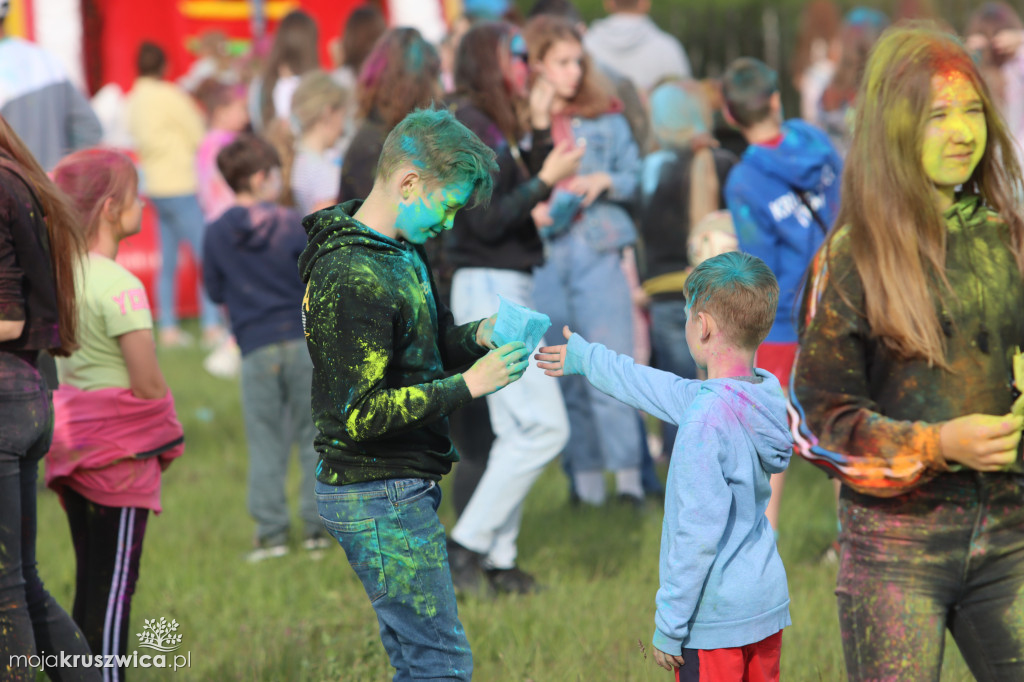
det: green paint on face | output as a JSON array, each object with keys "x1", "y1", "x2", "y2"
[
  {"x1": 921, "y1": 70, "x2": 987, "y2": 210},
  {"x1": 395, "y1": 180, "x2": 474, "y2": 244}
]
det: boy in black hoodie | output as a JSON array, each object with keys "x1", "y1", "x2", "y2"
[{"x1": 299, "y1": 108, "x2": 526, "y2": 681}]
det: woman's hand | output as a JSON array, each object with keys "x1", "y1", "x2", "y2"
[
  {"x1": 462, "y1": 342, "x2": 528, "y2": 398},
  {"x1": 939, "y1": 413, "x2": 1023, "y2": 471},
  {"x1": 993, "y1": 29, "x2": 1024, "y2": 58},
  {"x1": 531, "y1": 202, "x2": 553, "y2": 229},
  {"x1": 566, "y1": 172, "x2": 612, "y2": 207},
  {"x1": 537, "y1": 142, "x2": 584, "y2": 188},
  {"x1": 529, "y1": 75, "x2": 557, "y2": 129}
]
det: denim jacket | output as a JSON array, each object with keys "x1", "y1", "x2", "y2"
[{"x1": 556, "y1": 112, "x2": 640, "y2": 253}]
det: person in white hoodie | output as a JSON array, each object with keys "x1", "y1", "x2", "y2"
[
  {"x1": 537, "y1": 251, "x2": 792, "y2": 681},
  {"x1": 583, "y1": 0, "x2": 691, "y2": 94}
]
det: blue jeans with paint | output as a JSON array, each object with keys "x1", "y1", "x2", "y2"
[
  {"x1": 241, "y1": 339, "x2": 319, "y2": 543},
  {"x1": 532, "y1": 227, "x2": 643, "y2": 475},
  {"x1": 316, "y1": 478, "x2": 472, "y2": 681},
  {"x1": 150, "y1": 194, "x2": 219, "y2": 331},
  {"x1": 0, "y1": 352, "x2": 98, "y2": 681}
]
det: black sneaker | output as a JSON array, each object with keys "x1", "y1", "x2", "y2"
[
  {"x1": 446, "y1": 539, "x2": 489, "y2": 596},
  {"x1": 486, "y1": 566, "x2": 540, "y2": 595},
  {"x1": 616, "y1": 493, "x2": 646, "y2": 510}
]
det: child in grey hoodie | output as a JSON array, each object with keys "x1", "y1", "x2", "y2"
[{"x1": 536, "y1": 251, "x2": 792, "y2": 680}]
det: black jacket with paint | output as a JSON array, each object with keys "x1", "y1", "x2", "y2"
[{"x1": 299, "y1": 201, "x2": 488, "y2": 485}]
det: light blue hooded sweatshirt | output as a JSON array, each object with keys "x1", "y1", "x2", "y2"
[{"x1": 564, "y1": 334, "x2": 792, "y2": 653}]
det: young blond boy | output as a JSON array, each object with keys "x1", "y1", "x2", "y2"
[{"x1": 537, "y1": 251, "x2": 792, "y2": 681}]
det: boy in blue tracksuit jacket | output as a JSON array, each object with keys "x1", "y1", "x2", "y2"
[
  {"x1": 536, "y1": 251, "x2": 792, "y2": 681},
  {"x1": 720, "y1": 57, "x2": 842, "y2": 389}
]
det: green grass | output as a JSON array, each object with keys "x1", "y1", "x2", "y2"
[{"x1": 32, "y1": 337, "x2": 976, "y2": 680}]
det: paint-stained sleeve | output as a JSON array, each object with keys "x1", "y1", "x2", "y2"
[
  {"x1": 0, "y1": 193, "x2": 25, "y2": 321},
  {"x1": 565, "y1": 334, "x2": 701, "y2": 424},
  {"x1": 726, "y1": 176, "x2": 780, "y2": 275},
  {"x1": 437, "y1": 302, "x2": 487, "y2": 370},
  {"x1": 789, "y1": 246, "x2": 947, "y2": 497},
  {"x1": 305, "y1": 254, "x2": 473, "y2": 444},
  {"x1": 653, "y1": 420, "x2": 731, "y2": 655}
]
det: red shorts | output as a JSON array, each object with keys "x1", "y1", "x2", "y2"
[
  {"x1": 755, "y1": 343, "x2": 798, "y2": 390},
  {"x1": 675, "y1": 630, "x2": 783, "y2": 682}
]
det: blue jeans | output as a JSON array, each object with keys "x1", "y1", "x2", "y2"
[
  {"x1": 649, "y1": 299, "x2": 697, "y2": 457},
  {"x1": 0, "y1": 353, "x2": 98, "y2": 681},
  {"x1": 533, "y1": 227, "x2": 642, "y2": 473},
  {"x1": 316, "y1": 478, "x2": 472, "y2": 681},
  {"x1": 150, "y1": 194, "x2": 219, "y2": 330},
  {"x1": 241, "y1": 340, "x2": 319, "y2": 542}
]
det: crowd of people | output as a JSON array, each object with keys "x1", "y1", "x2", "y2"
[{"x1": 3, "y1": 0, "x2": 1024, "y2": 679}]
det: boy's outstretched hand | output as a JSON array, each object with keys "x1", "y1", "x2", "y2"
[
  {"x1": 534, "y1": 325, "x2": 573, "y2": 376},
  {"x1": 653, "y1": 647, "x2": 685, "y2": 671},
  {"x1": 463, "y1": 341, "x2": 528, "y2": 398}
]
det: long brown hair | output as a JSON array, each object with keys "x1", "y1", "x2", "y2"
[
  {"x1": 828, "y1": 23, "x2": 1024, "y2": 367},
  {"x1": 791, "y1": 0, "x2": 841, "y2": 84},
  {"x1": 0, "y1": 117, "x2": 84, "y2": 355},
  {"x1": 821, "y1": 9, "x2": 889, "y2": 112},
  {"x1": 259, "y1": 10, "x2": 319, "y2": 128},
  {"x1": 357, "y1": 28, "x2": 442, "y2": 128},
  {"x1": 523, "y1": 15, "x2": 614, "y2": 119},
  {"x1": 454, "y1": 22, "x2": 524, "y2": 143}
]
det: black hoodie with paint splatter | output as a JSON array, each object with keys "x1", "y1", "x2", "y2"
[{"x1": 298, "y1": 200, "x2": 488, "y2": 486}]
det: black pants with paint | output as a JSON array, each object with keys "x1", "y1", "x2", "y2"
[
  {"x1": 61, "y1": 488, "x2": 149, "y2": 682},
  {"x1": 0, "y1": 351, "x2": 98, "y2": 681},
  {"x1": 838, "y1": 472, "x2": 1024, "y2": 681}
]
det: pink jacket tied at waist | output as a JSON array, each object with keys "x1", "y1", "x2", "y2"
[{"x1": 46, "y1": 386, "x2": 185, "y2": 512}]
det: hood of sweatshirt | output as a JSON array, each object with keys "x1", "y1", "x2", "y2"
[
  {"x1": 220, "y1": 202, "x2": 300, "y2": 251},
  {"x1": 587, "y1": 14, "x2": 665, "y2": 53},
  {"x1": 701, "y1": 370, "x2": 793, "y2": 474},
  {"x1": 299, "y1": 200, "x2": 405, "y2": 284},
  {"x1": 741, "y1": 119, "x2": 839, "y2": 192}
]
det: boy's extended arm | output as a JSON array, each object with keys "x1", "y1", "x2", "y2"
[
  {"x1": 564, "y1": 333, "x2": 700, "y2": 425},
  {"x1": 306, "y1": 263, "x2": 474, "y2": 443},
  {"x1": 653, "y1": 420, "x2": 731, "y2": 655}
]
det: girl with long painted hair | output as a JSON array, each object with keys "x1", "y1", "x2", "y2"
[
  {"x1": 48, "y1": 149, "x2": 184, "y2": 681},
  {"x1": 791, "y1": 24, "x2": 1024, "y2": 680}
]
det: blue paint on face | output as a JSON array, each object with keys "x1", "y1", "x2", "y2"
[{"x1": 396, "y1": 180, "x2": 474, "y2": 244}]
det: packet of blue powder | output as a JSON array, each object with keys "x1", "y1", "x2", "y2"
[{"x1": 491, "y1": 295, "x2": 552, "y2": 354}]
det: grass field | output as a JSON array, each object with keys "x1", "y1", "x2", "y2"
[{"x1": 31, "y1": 339, "x2": 977, "y2": 681}]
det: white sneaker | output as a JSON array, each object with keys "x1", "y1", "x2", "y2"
[
  {"x1": 203, "y1": 339, "x2": 241, "y2": 379},
  {"x1": 245, "y1": 542, "x2": 289, "y2": 563}
]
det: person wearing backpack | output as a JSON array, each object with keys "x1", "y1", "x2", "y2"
[
  {"x1": 634, "y1": 79, "x2": 737, "y2": 458},
  {"x1": 721, "y1": 57, "x2": 842, "y2": 530}
]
